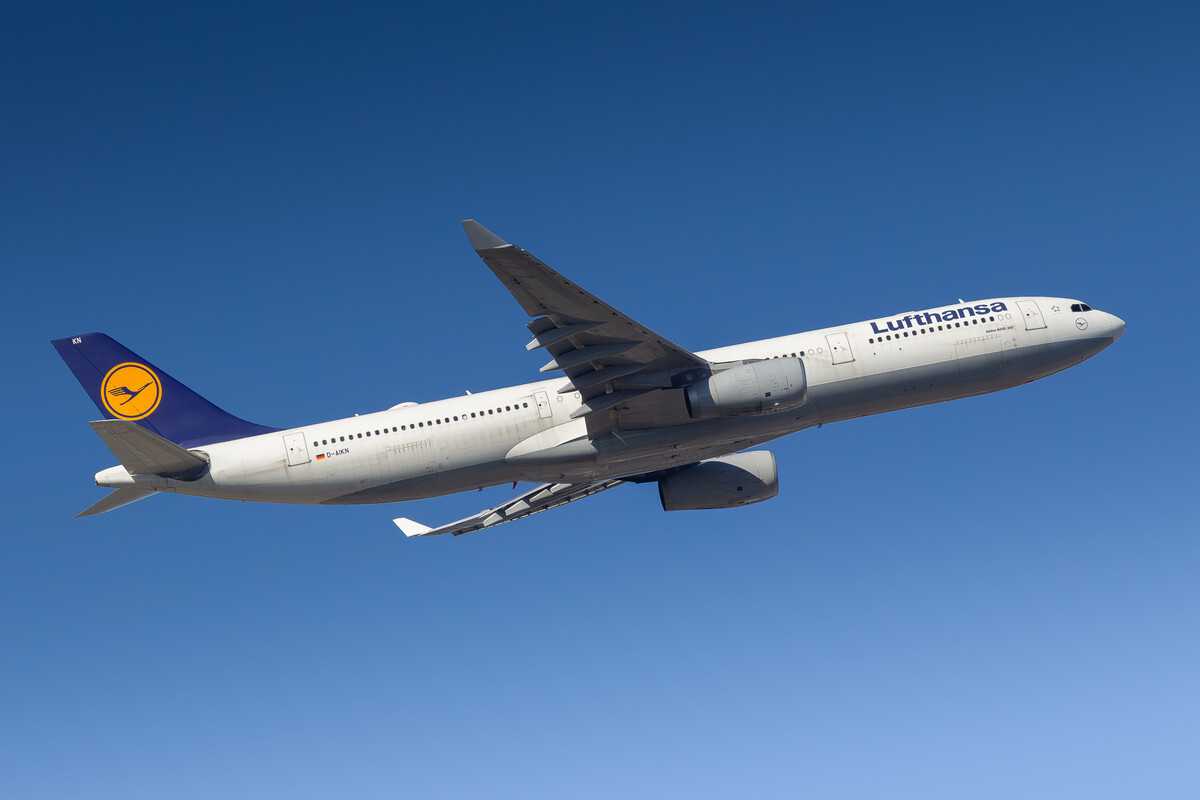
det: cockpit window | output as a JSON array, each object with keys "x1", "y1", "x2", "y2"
[{"x1": 1070, "y1": 303, "x2": 1094, "y2": 312}]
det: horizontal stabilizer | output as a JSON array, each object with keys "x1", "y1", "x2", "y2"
[
  {"x1": 77, "y1": 488, "x2": 154, "y2": 517},
  {"x1": 89, "y1": 419, "x2": 209, "y2": 479}
]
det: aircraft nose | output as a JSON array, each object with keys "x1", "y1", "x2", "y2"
[{"x1": 1109, "y1": 313, "x2": 1126, "y2": 341}]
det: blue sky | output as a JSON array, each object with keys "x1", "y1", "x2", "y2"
[{"x1": 3, "y1": 2, "x2": 1198, "y2": 797}]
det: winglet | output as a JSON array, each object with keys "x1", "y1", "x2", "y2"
[
  {"x1": 461, "y1": 219, "x2": 510, "y2": 251},
  {"x1": 394, "y1": 517, "x2": 435, "y2": 537}
]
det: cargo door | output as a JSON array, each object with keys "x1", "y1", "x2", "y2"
[
  {"x1": 956, "y1": 335, "x2": 1004, "y2": 380},
  {"x1": 1016, "y1": 300, "x2": 1046, "y2": 331},
  {"x1": 385, "y1": 439, "x2": 441, "y2": 487},
  {"x1": 283, "y1": 432, "x2": 310, "y2": 466}
]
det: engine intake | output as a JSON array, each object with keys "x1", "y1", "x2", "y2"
[
  {"x1": 658, "y1": 451, "x2": 779, "y2": 511},
  {"x1": 685, "y1": 358, "x2": 806, "y2": 420}
]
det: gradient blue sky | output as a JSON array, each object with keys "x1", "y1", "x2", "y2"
[{"x1": 4, "y1": 2, "x2": 1198, "y2": 798}]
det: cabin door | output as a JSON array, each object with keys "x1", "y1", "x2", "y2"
[
  {"x1": 283, "y1": 432, "x2": 310, "y2": 466},
  {"x1": 1016, "y1": 300, "x2": 1046, "y2": 331},
  {"x1": 826, "y1": 332, "x2": 855, "y2": 365}
]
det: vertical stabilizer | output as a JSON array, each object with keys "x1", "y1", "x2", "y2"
[{"x1": 52, "y1": 333, "x2": 279, "y2": 447}]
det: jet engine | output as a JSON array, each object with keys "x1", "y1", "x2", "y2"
[
  {"x1": 658, "y1": 451, "x2": 778, "y2": 511},
  {"x1": 685, "y1": 358, "x2": 806, "y2": 419}
]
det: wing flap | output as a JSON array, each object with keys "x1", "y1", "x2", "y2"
[{"x1": 526, "y1": 322, "x2": 604, "y2": 351}]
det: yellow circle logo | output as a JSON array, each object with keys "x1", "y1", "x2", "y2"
[{"x1": 101, "y1": 362, "x2": 162, "y2": 420}]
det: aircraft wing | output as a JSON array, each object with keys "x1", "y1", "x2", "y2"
[
  {"x1": 394, "y1": 478, "x2": 626, "y2": 537},
  {"x1": 463, "y1": 220, "x2": 712, "y2": 436}
]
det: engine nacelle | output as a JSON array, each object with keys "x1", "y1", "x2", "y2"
[
  {"x1": 658, "y1": 451, "x2": 779, "y2": 511},
  {"x1": 685, "y1": 358, "x2": 807, "y2": 419}
]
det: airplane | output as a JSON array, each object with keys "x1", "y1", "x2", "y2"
[{"x1": 52, "y1": 220, "x2": 1126, "y2": 536}]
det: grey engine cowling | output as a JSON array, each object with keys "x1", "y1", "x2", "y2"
[
  {"x1": 658, "y1": 451, "x2": 778, "y2": 511},
  {"x1": 685, "y1": 358, "x2": 806, "y2": 419}
]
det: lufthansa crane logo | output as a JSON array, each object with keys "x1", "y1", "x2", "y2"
[{"x1": 101, "y1": 362, "x2": 162, "y2": 420}]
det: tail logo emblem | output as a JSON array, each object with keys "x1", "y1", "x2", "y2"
[{"x1": 101, "y1": 362, "x2": 162, "y2": 420}]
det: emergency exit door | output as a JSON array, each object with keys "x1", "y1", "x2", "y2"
[{"x1": 533, "y1": 390, "x2": 553, "y2": 419}]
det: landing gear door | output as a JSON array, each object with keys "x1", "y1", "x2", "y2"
[
  {"x1": 1016, "y1": 300, "x2": 1047, "y2": 331},
  {"x1": 284, "y1": 432, "x2": 310, "y2": 466},
  {"x1": 826, "y1": 332, "x2": 855, "y2": 365}
]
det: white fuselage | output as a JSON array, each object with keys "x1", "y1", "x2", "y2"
[{"x1": 95, "y1": 297, "x2": 1125, "y2": 506}]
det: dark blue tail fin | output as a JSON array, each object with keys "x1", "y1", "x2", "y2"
[{"x1": 52, "y1": 333, "x2": 280, "y2": 448}]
